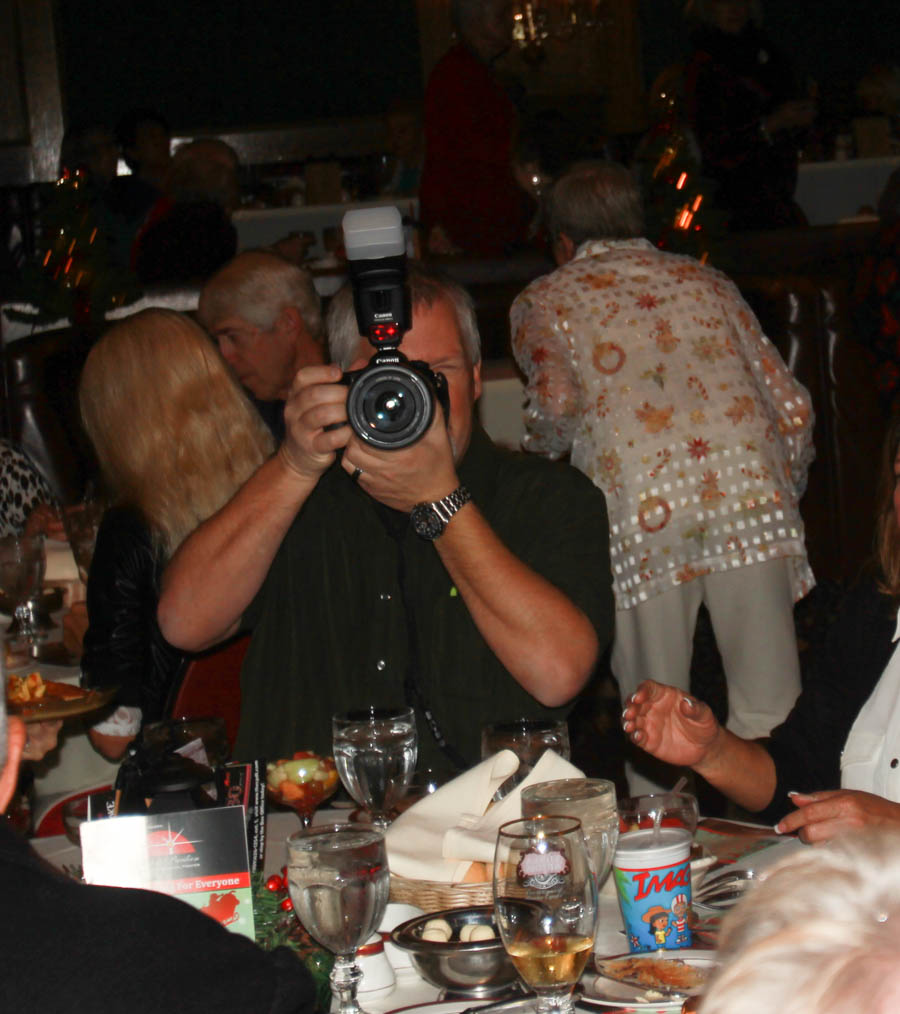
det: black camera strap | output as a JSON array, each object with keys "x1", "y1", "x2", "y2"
[{"x1": 384, "y1": 514, "x2": 468, "y2": 773}]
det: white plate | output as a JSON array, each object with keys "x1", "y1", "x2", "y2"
[
  {"x1": 720, "y1": 835, "x2": 807, "y2": 876},
  {"x1": 583, "y1": 948, "x2": 718, "y2": 1011},
  {"x1": 385, "y1": 1001, "x2": 531, "y2": 1014}
]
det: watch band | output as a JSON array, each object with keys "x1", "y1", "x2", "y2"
[{"x1": 431, "y1": 485, "x2": 472, "y2": 526}]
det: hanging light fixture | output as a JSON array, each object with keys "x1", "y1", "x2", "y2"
[{"x1": 512, "y1": 0, "x2": 605, "y2": 55}]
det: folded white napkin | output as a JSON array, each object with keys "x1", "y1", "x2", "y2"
[
  {"x1": 385, "y1": 749, "x2": 583, "y2": 883},
  {"x1": 44, "y1": 538, "x2": 79, "y2": 583}
]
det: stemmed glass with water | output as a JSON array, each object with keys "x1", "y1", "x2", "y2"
[
  {"x1": 332, "y1": 705, "x2": 417, "y2": 830},
  {"x1": 493, "y1": 816, "x2": 599, "y2": 1014},
  {"x1": 287, "y1": 824, "x2": 390, "y2": 1014}
]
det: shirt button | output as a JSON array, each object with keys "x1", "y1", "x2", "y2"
[
  {"x1": 376, "y1": 659, "x2": 386, "y2": 672},
  {"x1": 891, "y1": 759, "x2": 898, "y2": 769}
]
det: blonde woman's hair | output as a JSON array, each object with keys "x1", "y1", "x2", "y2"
[
  {"x1": 79, "y1": 309, "x2": 273, "y2": 558},
  {"x1": 876, "y1": 415, "x2": 900, "y2": 596},
  {"x1": 699, "y1": 830, "x2": 900, "y2": 1014}
]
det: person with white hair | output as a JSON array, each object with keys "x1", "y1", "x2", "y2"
[
  {"x1": 697, "y1": 830, "x2": 900, "y2": 1014},
  {"x1": 0, "y1": 693, "x2": 318, "y2": 1012},
  {"x1": 512, "y1": 161, "x2": 814, "y2": 793},
  {"x1": 199, "y1": 250, "x2": 326, "y2": 440}
]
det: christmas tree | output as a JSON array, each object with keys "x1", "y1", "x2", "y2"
[{"x1": 8, "y1": 168, "x2": 141, "y2": 329}]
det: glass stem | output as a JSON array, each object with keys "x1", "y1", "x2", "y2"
[
  {"x1": 535, "y1": 991, "x2": 576, "y2": 1014},
  {"x1": 330, "y1": 954, "x2": 364, "y2": 1014},
  {"x1": 14, "y1": 603, "x2": 36, "y2": 644}
]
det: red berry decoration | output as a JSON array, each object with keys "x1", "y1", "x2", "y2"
[
  {"x1": 280, "y1": 896, "x2": 294, "y2": 912},
  {"x1": 266, "y1": 874, "x2": 284, "y2": 893}
]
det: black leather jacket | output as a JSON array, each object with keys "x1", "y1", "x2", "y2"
[{"x1": 81, "y1": 506, "x2": 187, "y2": 723}]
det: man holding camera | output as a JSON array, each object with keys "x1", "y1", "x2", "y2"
[{"x1": 158, "y1": 264, "x2": 613, "y2": 771}]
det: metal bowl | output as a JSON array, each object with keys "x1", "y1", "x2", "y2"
[{"x1": 390, "y1": 905, "x2": 520, "y2": 998}]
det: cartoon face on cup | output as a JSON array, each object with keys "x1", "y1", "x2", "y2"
[{"x1": 613, "y1": 828, "x2": 692, "y2": 952}]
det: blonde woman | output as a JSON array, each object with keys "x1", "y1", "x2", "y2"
[{"x1": 79, "y1": 309, "x2": 273, "y2": 759}]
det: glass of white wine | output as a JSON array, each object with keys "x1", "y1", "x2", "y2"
[{"x1": 493, "y1": 815, "x2": 598, "y2": 1014}]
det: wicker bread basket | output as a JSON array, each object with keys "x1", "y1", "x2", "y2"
[{"x1": 389, "y1": 874, "x2": 493, "y2": 912}]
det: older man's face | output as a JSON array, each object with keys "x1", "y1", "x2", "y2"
[
  {"x1": 211, "y1": 310, "x2": 321, "y2": 402},
  {"x1": 347, "y1": 296, "x2": 481, "y2": 463}
]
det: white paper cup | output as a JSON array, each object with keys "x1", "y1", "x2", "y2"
[
  {"x1": 613, "y1": 828, "x2": 692, "y2": 953},
  {"x1": 356, "y1": 932, "x2": 396, "y2": 997},
  {"x1": 378, "y1": 902, "x2": 424, "y2": 971}
]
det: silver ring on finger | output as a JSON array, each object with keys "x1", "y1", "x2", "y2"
[{"x1": 351, "y1": 466, "x2": 362, "y2": 484}]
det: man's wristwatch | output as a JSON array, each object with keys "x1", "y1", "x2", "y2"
[{"x1": 410, "y1": 485, "x2": 472, "y2": 541}]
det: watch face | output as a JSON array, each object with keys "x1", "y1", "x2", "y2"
[{"x1": 411, "y1": 503, "x2": 444, "y2": 540}]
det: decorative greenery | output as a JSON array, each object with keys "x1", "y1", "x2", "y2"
[{"x1": 252, "y1": 869, "x2": 334, "y2": 1012}]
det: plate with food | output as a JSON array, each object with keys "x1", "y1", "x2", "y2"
[
  {"x1": 583, "y1": 949, "x2": 718, "y2": 1011},
  {"x1": 6, "y1": 672, "x2": 117, "y2": 722}
]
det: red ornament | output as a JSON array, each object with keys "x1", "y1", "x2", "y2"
[
  {"x1": 280, "y1": 896, "x2": 294, "y2": 912},
  {"x1": 266, "y1": 874, "x2": 284, "y2": 893}
]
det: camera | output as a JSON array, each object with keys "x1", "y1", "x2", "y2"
[{"x1": 341, "y1": 206, "x2": 449, "y2": 450}]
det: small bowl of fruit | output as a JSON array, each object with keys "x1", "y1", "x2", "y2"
[{"x1": 266, "y1": 751, "x2": 340, "y2": 827}]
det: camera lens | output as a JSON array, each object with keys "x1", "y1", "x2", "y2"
[
  {"x1": 347, "y1": 363, "x2": 434, "y2": 449},
  {"x1": 369, "y1": 385, "x2": 412, "y2": 431}
]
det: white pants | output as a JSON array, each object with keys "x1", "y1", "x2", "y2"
[{"x1": 612, "y1": 557, "x2": 803, "y2": 794}]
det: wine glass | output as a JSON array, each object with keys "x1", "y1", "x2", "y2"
[
  {"x1": 61, "y1": 497, "x2": 104, "y2": 584},
  {"x1": 493, "y1": 816, "x2": 598, "y2": 1014},
  {"x1": 0, "y1": 534, "x2": 46, "y2": 651},
  {"x1": 332, "y1": 705, "x2": 417, "y2": 830},
  {"x1": 287, "y1": 823, "x2": 390, "y2": 1014}
]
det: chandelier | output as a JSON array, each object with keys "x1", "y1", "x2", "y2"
[{"x1": 512, "y1": 0, "x2": 606, "y2": 57}]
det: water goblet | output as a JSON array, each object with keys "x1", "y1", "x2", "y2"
[
  {"x1": 481, "y1": 718, "x2": 571, "y2": 799},
  {"x1": 481, "y1": 718, "x2": 571, "y2": 767},
  {"x1": 493, "y1": 815, "x2": 598, "y2": 1014},
  {"x1": 287, "y1": 823, "x2": 390, "y2": 1014},
  {"x1": 521, "y1": 777, "x2": 618, "y2": 890},
  {"x1": 0, "y1": 534, "x2": 46, "y2": 652},
  {"x1": 332, "y1": 706, "x2": 417, "y2": 830}
]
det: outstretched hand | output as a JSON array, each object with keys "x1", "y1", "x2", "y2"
[
  {"x1": 621, "y1": 680, "x2": 721, "y2": 768},
  {"x1": 776, "y1": 789, "x2": 900, "y2": 844}
]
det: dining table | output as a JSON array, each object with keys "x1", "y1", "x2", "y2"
[
  {"x1": 4, "y1": 545, "x2": 121, "y2": 818},
  {"x1": 28, "y1": 804, "x2": 801, "y2": 1014}
]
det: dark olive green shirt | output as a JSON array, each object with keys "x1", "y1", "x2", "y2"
[{"x1": 235, "y1": 426, "x2": 614, "y2": 771}]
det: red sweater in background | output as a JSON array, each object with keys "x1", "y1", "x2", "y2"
[{"x1": 420, "y1": 44, "x2": 530, "y2": 256}]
